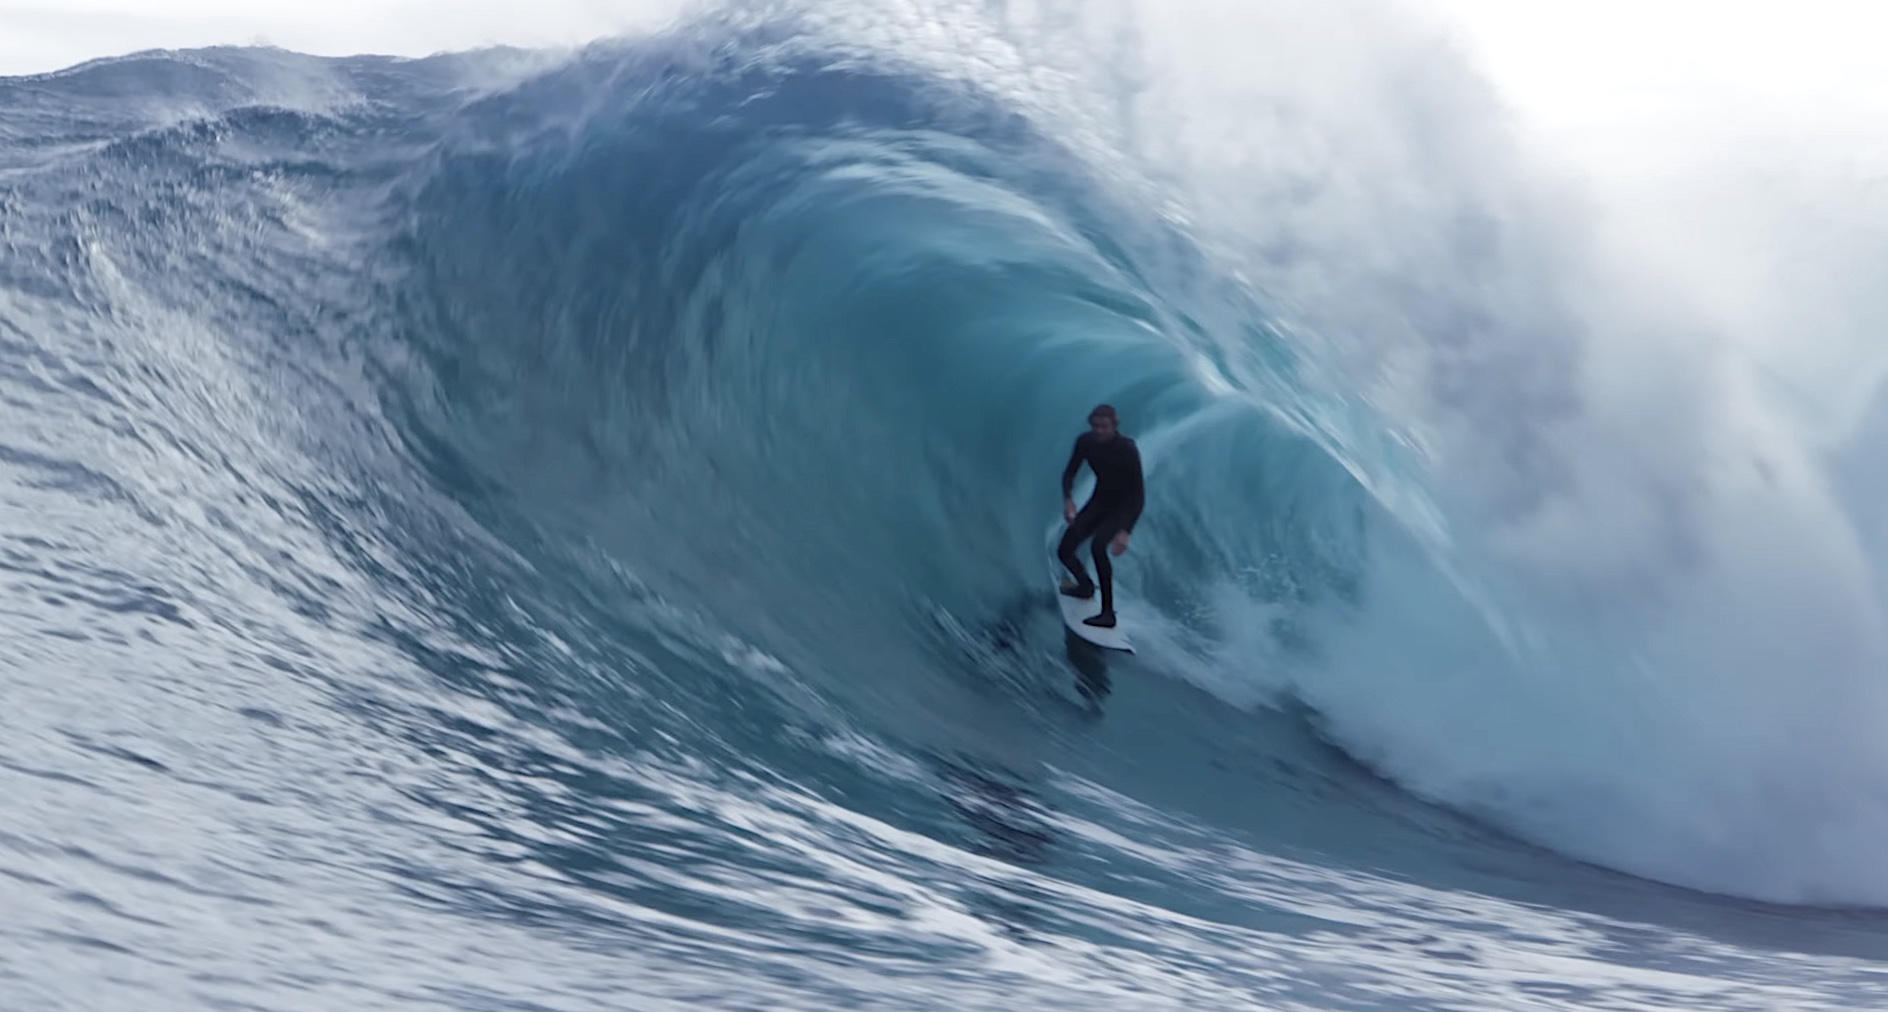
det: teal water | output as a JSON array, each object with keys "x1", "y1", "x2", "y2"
[{"x1": 3, "y1": 6, "x2": 1887, "y2": 1009}]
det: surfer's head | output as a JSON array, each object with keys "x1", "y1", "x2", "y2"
[{"x1": 1088, "y1": 404, "x2": 1118, "y2": 440}]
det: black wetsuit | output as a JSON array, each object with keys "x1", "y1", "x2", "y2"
[{"x1": 1058, "y1": 431, "x2": 1145, "y2": 619}]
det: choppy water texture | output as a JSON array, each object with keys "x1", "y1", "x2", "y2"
[{"x1": 4, "y1": 3, "x2": 1888, "y2": 1009}]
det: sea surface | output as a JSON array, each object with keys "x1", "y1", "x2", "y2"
[{"x1": 4, "y1": 3, "x2": 1888, "y2": 1008}]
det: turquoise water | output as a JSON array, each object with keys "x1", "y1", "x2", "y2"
[{"x1": 3, "y1": 6, "x2": 1887, "y2": 1009}]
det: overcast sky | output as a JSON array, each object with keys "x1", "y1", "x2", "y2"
[
  {"x1": 1431, "y1": 1, "x2": 1888, "y2": 165},
  {"x1": 3, "y1": 0, "x2": 1884, "y2": 172}
]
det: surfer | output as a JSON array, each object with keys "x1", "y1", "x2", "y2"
[{"x1": 1057, "y1": 404, "x2": 1144, "y2": 629}]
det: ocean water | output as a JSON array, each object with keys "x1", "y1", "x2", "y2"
[{"x1": 4, "y1": 3, "x2": 1888, "y2": 1009}]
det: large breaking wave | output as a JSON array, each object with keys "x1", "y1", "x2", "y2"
[{"x1": 8, "y1": 4, "x2": 1888, "y2": 1007}]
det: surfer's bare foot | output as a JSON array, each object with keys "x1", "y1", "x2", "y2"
[
  {"x1": 1060, "y1": 580, "x2": 1095, "y2": 600},
  {"x1": 1083, "y1": 611, "x2": 1116, "y2": 629}
]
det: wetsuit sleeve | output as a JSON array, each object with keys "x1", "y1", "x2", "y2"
[
  {"x1": 1061, "y1": 434, "x2": 1087, "y2": 498},
  {"x1": 1122, "y1": 440, "x2": 1146, "y2": 532}
]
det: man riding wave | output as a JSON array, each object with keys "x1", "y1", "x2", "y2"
[{"x1": 1057, "y1": 404, "x2": 1144, "y2": 629}]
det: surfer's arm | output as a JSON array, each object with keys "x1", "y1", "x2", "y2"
[
  {"x1": 1121, "y1": 441, "x2": 1145, "y2": 533},
  {"x1": 1061, "y1": 434, "x2": 1088, "y2": 499}
]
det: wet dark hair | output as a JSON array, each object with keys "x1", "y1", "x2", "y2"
[{"x1": 1089, "y1": 404, "x2": 1118, "y2": 423}]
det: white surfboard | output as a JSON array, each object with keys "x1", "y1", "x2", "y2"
[{"x1": 1049, "y1": 552, "x2": 1134, "y2": 653}]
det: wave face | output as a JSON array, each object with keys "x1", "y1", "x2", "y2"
[{"x1": 5, "y1": 4, "x2": 1888, "y2": 1009}]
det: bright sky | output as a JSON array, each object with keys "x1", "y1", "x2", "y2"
[
  {"x1": 4, "y1": 0, "x2": 1886, "y2": 172},
  {"x1": 1421, "y1": 0, "x2": 1888, "y2": 166}
]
